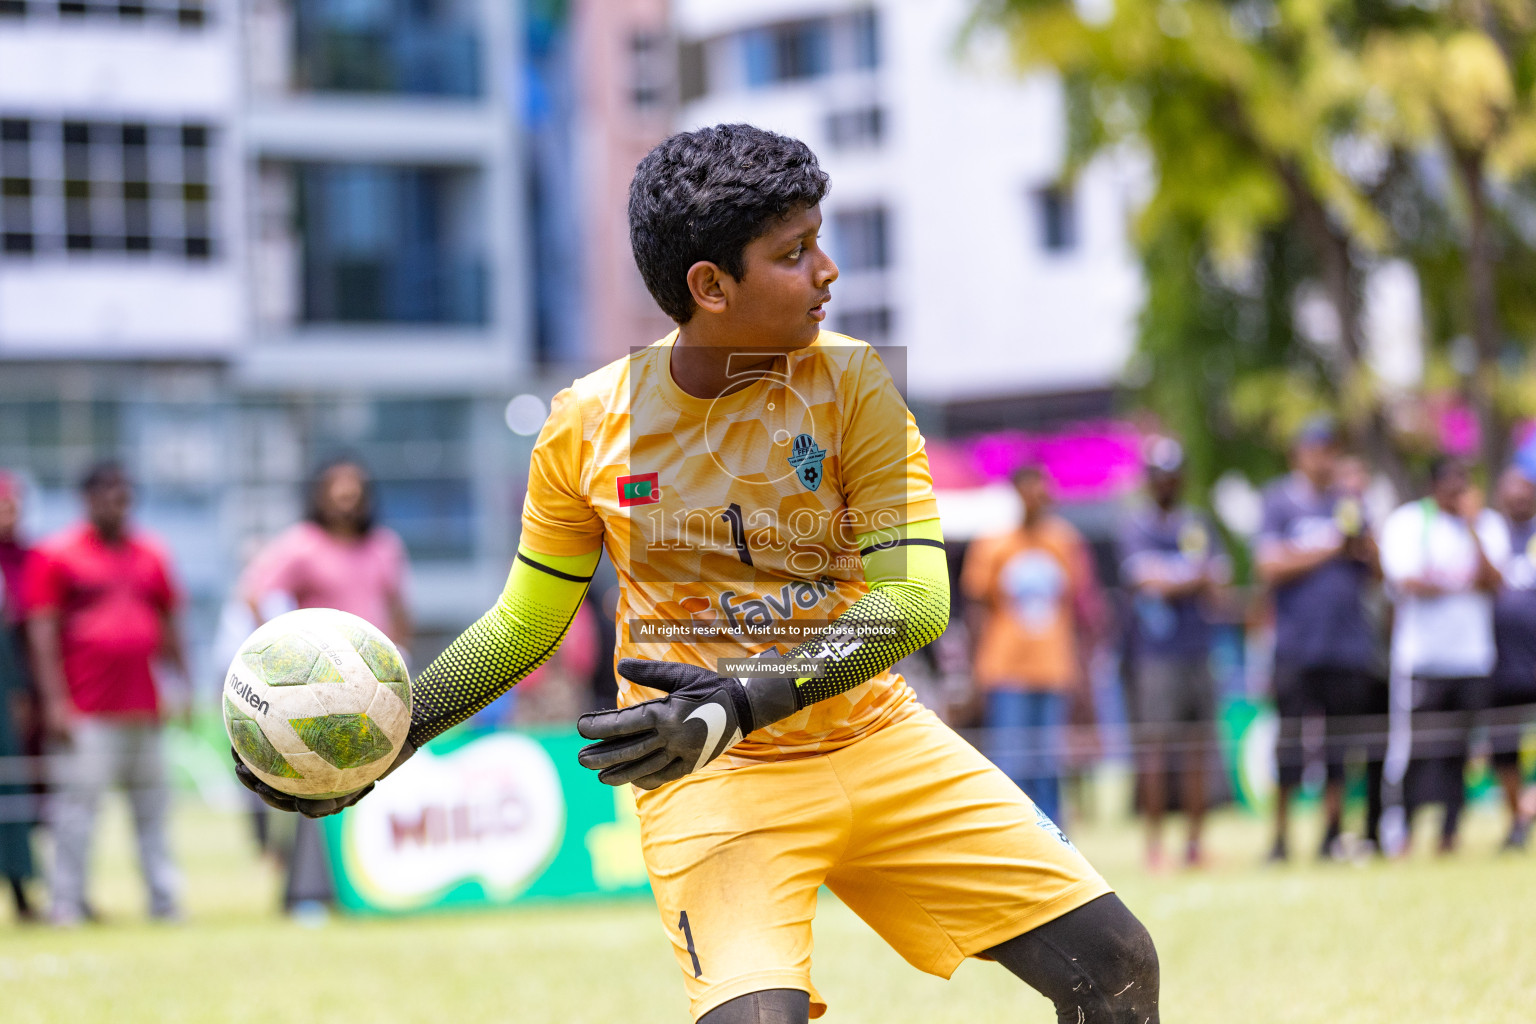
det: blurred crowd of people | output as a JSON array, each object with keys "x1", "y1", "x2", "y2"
[
  {"x1": 0, "y1": 463, "x2": 186, "y2": 926},
  {"x1": 0, "y1": 453, "x2": 610, "y2": 925},
  {"x1": 957, "y1": 419, "x2": 1536, "y2": 870},
  {"x1": 0, "y1": 457, "x2": 423, "y2": 924},
  {"x1": 3, "y1": 421, "x2": 1536, "y2": 925}
]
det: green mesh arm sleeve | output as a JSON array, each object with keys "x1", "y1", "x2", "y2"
[
  {"x1": 407, "y1": 545, "x2": 599, "y2": 747},
  {"x1": 784, "y1": 518, "x2": 950, "y2": 710}
]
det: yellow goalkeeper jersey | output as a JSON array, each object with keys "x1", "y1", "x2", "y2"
[{"x1": 520, "y1": 331, "x2": 940, "y2": 764}]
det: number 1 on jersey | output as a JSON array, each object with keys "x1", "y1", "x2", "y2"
[
  {"x1": 678, "y1": 910, "x2": 702, "y2": 978},
  {"x1": 721, "y1": 503, "x2": 753, "y2": 566}
]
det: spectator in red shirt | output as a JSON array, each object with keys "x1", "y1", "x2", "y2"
[
  {"x1": 26, "y1": 462, "x2": 187, "y2": 925},
  {"x1": 0, "y1": 471, "x2": 38, "y2": 920}
]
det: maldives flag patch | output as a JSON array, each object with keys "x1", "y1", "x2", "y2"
[{"x1": 617, "y1": 473, "x2": 661, "y2": 507}]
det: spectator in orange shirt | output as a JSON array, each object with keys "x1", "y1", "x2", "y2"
[{"x1": 963, "y1": 465, "x2": 1103, "y2": 827}]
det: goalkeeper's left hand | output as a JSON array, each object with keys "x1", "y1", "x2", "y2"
[
  {"x1": 232, "y1": 741, "x2": 416, "y2": 818},
  {"x1": 577, "y1": 658, "x2": 795, "y2": 790}
]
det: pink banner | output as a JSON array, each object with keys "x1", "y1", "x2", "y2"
[{"x1": 929, "y1": 421, "x2": 1145, "y2": 501}]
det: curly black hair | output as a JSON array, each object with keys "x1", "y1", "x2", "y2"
[{"x1": 628, "y1": 124, "x2": 830, "y2": 324}]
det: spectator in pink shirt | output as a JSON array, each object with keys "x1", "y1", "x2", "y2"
[
  {"x1": 239, "y1": 458, "x2": 412, "y2": 913},
  {"x1": 242, "y1": 459, "x2": 412, "y2": 655}
]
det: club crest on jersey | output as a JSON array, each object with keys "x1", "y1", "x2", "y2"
[
  {"x1": 786, "y1": 433, "x2": 826, "y2": 492},
  {"x1": 617, "y1": 473, "x2": 661, "y2": 507}
]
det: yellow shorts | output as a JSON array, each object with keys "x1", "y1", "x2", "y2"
[{"x1": 635, "y1": 706, "x2": 1112, "y2": 1020}]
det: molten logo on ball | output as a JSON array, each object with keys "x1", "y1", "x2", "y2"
[{"x1": 223, "y1": 608, "x2": 412, "y2": 800}]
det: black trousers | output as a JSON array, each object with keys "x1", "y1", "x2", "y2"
[
  {"x1": 1275, "y1": 664, "x2": 1386, "y2": 758},
  {"x1": 1488, "y1": 677, "x2": 1536, "y2": 770},
  {"x1": 1405, "y1": 676, "x2": 1490, "y2": 840}
]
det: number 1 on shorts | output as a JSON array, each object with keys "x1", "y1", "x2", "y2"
[{"x1": 678, "y1": 910, "x2": 702, "y2": 978}]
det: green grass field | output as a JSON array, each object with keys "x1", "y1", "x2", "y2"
[{"x1": 2, "y1": 794, "x2": 1533, "y2": 1023}]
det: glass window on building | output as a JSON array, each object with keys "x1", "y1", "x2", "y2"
[
  {"x1": 1033, "y1": 185, "x2": 1078, "y2": 254},
  {"x1": 0, "y1": 0, "x2": 206, "y2": 25},
  {"x1": 0, "y1": 398, "x2": 121, "y2": 489},
  {"x1": 236, "y1": 397, "x2": 479, "y2": 562},
  {"x1": 678, "y1": 39, "x2": 707, "y2": 103},
  {"x1": 630, "y1": 30, "x2": 671, "y2": 109},
  {"x1": 776, "y1": 19, "x2": 832, "y2": 81},
  {"x1": 292, "y1": 0, "x2": 481, "y2": 97},
  {"x1": 832, "y1": 206, "x2": 890, "y2": 272},
  {"x1": 848, "y1": 7, "x2": 878, "y2": 69},
  {"x1": 835, "y1": 307, "x2": 893, "y2": 344},
  {"x1": 734, "y1": 9, "x2": 877, "y2": 90},
  {"x1": 373, "y1": 476, "x2": 473, "y2": 562},
  {"x1": 826, "y1": 106, "x2": 884, "y2": 149},
  {"x1": 0, "y1": 117, "x2": 215, "y2": 259},
  {"x1": 320, "y1": 398, "x2": 476, "y2": 562},
  {"x1": 352, "y1": 399, "x2": 475, "y2": 562},
  {"x1": 295, "y1": 163, "x2": 487, "y2": 325},
  {"x1": 739, "y1": 26, "x2": 776, "y2": 87},
  {"x1": 0, "y1": 387, "x2": 226, "y2": 662}
]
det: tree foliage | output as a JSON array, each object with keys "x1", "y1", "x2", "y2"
[{"x1": 976, "y1": 0, "x2": 1536, "y2": 490}]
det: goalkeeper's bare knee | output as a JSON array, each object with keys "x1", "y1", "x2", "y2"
[{"x1": 697, "y1": 988, "x2": 810, "y2": 1024}]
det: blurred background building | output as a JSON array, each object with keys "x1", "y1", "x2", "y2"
[
  {"x1": 671, "y1": 0, "x2": 1141, "y2": 416},
  {"x1": 664, "y1": 0, "x2": 1146, "y2": 553},
  {"x1": 0, "y1": 0, "x2": 528, "y2": 671},
  {"x1": 0, "y1": 0, "x2": 1145, "y2": 679},
  {"x1": 238, "y1": 0, "x2": 524, "y2": 650}
]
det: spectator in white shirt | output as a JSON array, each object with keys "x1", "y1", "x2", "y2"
[{"x1": 1379, "y1": 457, "x2": 1506, "y2": 854}]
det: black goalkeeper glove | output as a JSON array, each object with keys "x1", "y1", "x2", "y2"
[
  {"x1": 231, "y1": 742, "x2": 417, "y2": 819},
  {"x1": 577, "y1": 658, "x2": 798, "y2": 790}
]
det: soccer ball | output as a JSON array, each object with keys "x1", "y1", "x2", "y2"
[{"x1": 223, "y1": 608, "x2": 412, "y2": 799}]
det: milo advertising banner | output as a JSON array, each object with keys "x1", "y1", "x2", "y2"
[
  {"x1": 1221, "y1": 698, "x2": 1279, "y2": 810},
  {"x1": 320, "y1": 729, "x2": 651, "y2": 914}
]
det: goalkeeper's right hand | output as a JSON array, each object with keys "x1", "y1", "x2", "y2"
[{"x1": 231, "y1": 742, "x2": 416, "y2": 819}]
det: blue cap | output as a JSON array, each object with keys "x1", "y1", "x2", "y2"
[
  {"x1": 1514, "y1": 433, "x2": 1536, "y2": 482},
  {"x1": 1293, "y1": 415, "x2": 1338, "y2": 449}
]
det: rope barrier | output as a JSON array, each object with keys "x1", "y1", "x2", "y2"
[{"x1": 0, "y1": 700, "x2": 1526, "y2": 823}]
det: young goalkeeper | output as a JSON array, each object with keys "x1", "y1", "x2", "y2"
[{"x1": 239, "y1": 124, "x2": 1158, "y2": 1024}]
